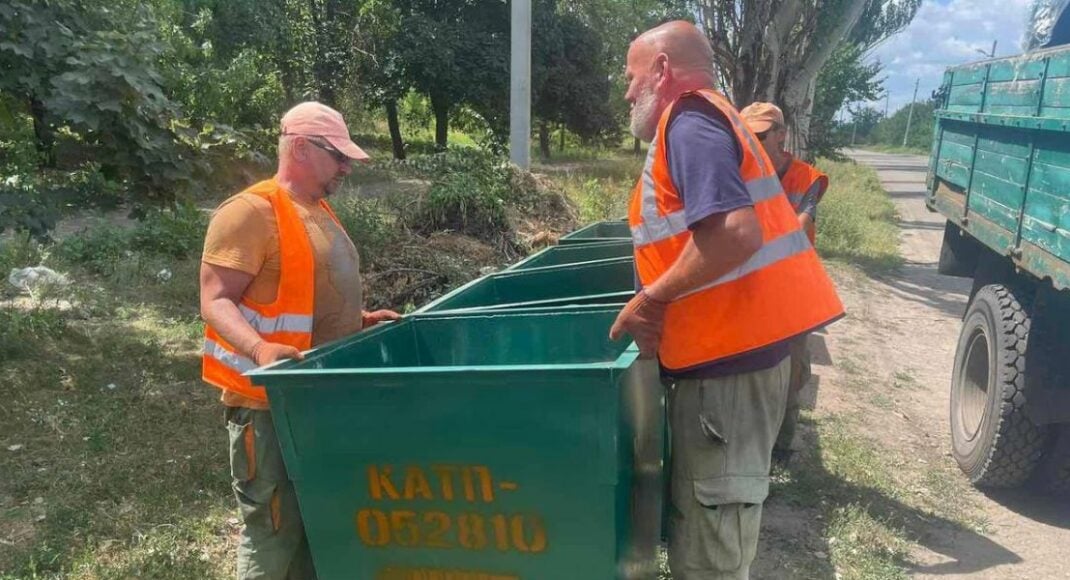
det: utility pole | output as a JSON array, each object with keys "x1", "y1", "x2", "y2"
[
  {"x1": 976, "y1": 40, "x2": 998, "y2": 59},
  {"x1": 903, "y1": 78, "x2": 920, "y2": 148},
  {"x1": 510, "y1": 0, "x2": 531, "y2": 170},
  {"x1": 884, "y1": 92, "x2": 890, "y2": 119},
  {"x1": 850, "y1": 106, "x2": 858, "y2": 146}
]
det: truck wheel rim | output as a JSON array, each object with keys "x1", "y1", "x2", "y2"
[{"x1": 960, "y1": 328, "x2": 990, "y2": 441}]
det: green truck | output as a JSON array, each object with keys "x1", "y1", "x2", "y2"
[{"x1": 927, "y1": 43, "x2": 1070, "y2": 490}]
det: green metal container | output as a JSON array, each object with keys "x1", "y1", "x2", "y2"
[
  {"x1": 558, "y1": 220, "x2": 632, "y2": 245},
  {"x1": 508, "y1": 240, "x2": 633, "y2": 271},
  {"x1": 415, "y1": 257, "x2": 635, "y2": 314},
  {"x1": 247, "y1": 307, "x2": 664, "y2": 580}
]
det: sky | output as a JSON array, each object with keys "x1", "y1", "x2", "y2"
[{"x1": 860, "y1": 0, "x2": 1036, "y2": 117}]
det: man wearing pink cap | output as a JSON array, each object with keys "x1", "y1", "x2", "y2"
[{"x1": 200, "y1": 101, "x2": 399, "y2": 578}]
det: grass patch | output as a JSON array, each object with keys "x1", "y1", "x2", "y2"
[
  {"x1": 815, "y1": 158, "x2": 903, "y2": 274},
  {"x1": 892, "y1": 369, "x2": 919, "y2": 390},
  {"x1": 763, "y1": 411, "x2": 989, "y2": 580},
  {"x1": 828, "y1": 504, "x2": 911, "y2": 580},
  {"x1": 536, "y1": 153, "x2": 642, "y2": 224}
]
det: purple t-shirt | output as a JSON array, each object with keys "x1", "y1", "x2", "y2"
[{"x1": 659, "y1": 96, "x2": 790, "y2": 379}]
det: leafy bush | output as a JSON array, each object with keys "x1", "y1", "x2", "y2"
[
  {"x1": 415, "y1": 172, "x2": 509, "y2": 241},
  {"x1": 55, "y1": 203, "x2": 207, "y2": 273},
  {"x1": 389, "y1": 150, "x2": 518, "y2": 241},
  {"x1": 0, "y1": 174, "x2": 65, "y2": 242},
  {"x1": 55, "y1": 226, "x2": 132, "y2": 274},
  {"x1": 0, "y1": 164, "x2": 126, "y2": 241},
  {"x1": 573, "y1": 178, "x2": 627, "y2": 223},
  {"x1": 331, "y1": 196, "x2": 397, "y2": 266},
  {"x1": 130, "y1": 204, "x2": 208, "y2": 259},
  {"x1": 0, "y1": 307, "x2": 68, "y2": 360}
]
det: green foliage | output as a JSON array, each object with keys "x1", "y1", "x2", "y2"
[
  {"x1": 330, "y1": 196, "x2": 398, "y2": 267},
  {"x1": 56, "y1": 204, "x2": 206, "y2": 273},
  {"x1": 0, "y1": 165, "x2": 123, "y2": 241},
  {"x1": 0, "y1": 234, "x2": 45, "y2": 278},
  {"x1": 416, "y1": 172, "x2": 509, "y2": 241},
  {"x1": 869, "y1": 100, "x2": 937, "y2": 151},
  {"x1": 572, "y1": 178, "x2": 629, "y2": 223},
  {"x1": 0, "y1": 174, "x2": 66, "y2": 242},
  {"x1": 815, "y1": 158, "x2": 902, "y2": 273},
  {"x1": 532, "y1": 0, "x2": 620, "y2": 155},
  {"x1": 129, "y1": 204, "x2": 208, "y2": 259},
  {"x1": 55, "y1": 227, "x2": 133, "y2": 274},
  {"x1": 811, "y1": 44, "x2": 884, "y2": 159},
  {"x1": 0, "y1": 307, "x2": 67, "y2": 360},
  {"x1": 0, "y1": 0, "x2": 256, "y2": 221},
  {"x1": 392, "y1": 150, "x2": 514, "y2": 240}
]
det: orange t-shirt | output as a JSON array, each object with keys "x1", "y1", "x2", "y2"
[{"x1": 202, "y1": 188, "x2": 364, "y2": 409}]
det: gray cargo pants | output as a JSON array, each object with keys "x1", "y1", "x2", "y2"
[
  {"x1": 226, "y1": 406, "x2": 317, "y2": 580},
  {"x1": 667, "y1": 358, "x2": 791, "y2": 580}
]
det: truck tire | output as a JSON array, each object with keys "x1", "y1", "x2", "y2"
[{"x1": 950, "y1": 284, "x2": 1049, "y2": 487}]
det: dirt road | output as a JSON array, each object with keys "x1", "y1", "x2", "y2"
[{"x1": 754, "y1": 150, "x2": 1070, "y2": 579}]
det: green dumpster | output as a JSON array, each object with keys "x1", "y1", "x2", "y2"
[
  {"x1": 558, "y1": 220, "x2": 631, "y2": 245},
  {"x1": 415, "y1": 257, "x2": 635, "y2": 314},
  {"x1": 247, "y1": 307, "x2": 664, "y2": 580},
  {"x1": 508, "y1": 240, "x2": 633, "y2": 271}
]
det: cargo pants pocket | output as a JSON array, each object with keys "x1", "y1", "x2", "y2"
[
  {"x1": 674, "y1": 360, "x2": 791, "y2": 508},
  {"x1": 226, "y1": 407, "x2": 258, "y2": 482},
  {"x1": 226, "y1": 407, "x2": 282, "y2": 535}
]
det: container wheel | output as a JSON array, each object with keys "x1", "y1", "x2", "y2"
[{"x1": 950, "y1": 284, "x2": 1048, "y2": 487}]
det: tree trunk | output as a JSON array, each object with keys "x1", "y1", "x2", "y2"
[
  {"x1": 385, "y1": 100, "x2": 406, "y2": 160},
  {"x1": 309, "y1": 0, "x2": 339, "y2": 107},
  {"x1": 431, "y1": 95, "x2": 450, "y2": 151},
  {"x1": 538, "y1": 121, "x2": 551, "y2": 160},
  {"x1": 559, "y1": 124, "x2": 565, "y2": 152},
  {"x1": 29, "y1": 97, "x2": 55, "y2": 168},
  {"x1": 781, "y1": 78, "x2": 817, "y2": 162},
  {"x1": 633, "y1": 137, "x2": 641, "y2": 158}
]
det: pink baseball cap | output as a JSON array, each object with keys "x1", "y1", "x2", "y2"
[{"x1": 280, "y1": 102, "x2": 370, "y2": 161}]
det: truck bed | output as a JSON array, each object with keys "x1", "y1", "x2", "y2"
[{"x1": 927, "y1": 44, "x2": 1070, "y2": 290}]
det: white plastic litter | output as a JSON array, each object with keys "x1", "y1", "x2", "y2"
[
  {"x1": 7, "y1": 267, "x2": 70, "y2": 293},
  {"x1": 156, "y1": 268, "x2": 173, "y2": 282}
]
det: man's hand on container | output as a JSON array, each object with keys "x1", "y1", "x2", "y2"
[
  {"x1": 363, "y1": 309, "x2": 402, "y2": 329},
  {"x1": 251, "y1": 340, "x2": 304, "y2": 366},
  {"x1": 608, "y1": 290, "x2": 669, "y2": 358}
]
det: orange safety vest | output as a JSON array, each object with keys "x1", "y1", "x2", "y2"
[
  {"x1": 202, "y1": 178, "x2": 341, "y2": 403},
  {"x1": 780, "y1": 158, "x2": 828, "y2": 245},
  {"x1": 628, "y1": 89, "x2": 844, "y2": 371}
]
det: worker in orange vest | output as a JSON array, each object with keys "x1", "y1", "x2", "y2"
[
  {"x1": 740, "y1": 102, "x2": 830, "y2": 464},
  {"x1": 200, "y1": 101, "x2": 400, "y2": 579},
  {"x1": 609, "y1": 21, "x2": 843, "y2": 579}
]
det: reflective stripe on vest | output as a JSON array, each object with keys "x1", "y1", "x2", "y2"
[
  {"x1": 237, "y1": 305, "x2": 314, "y2": 335},
  {"x1": 631, "y1": 150, "x2": 785, "y2": 247},
  {"x1": 678, "y1": 229, "x2": 811, "y2": 298},
  {"x1": 204, "y1": 338, "x2": 257, "y2": 374},
  {"x1": 627, "y1": 89, "x2": 844, "y2": 370}
]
